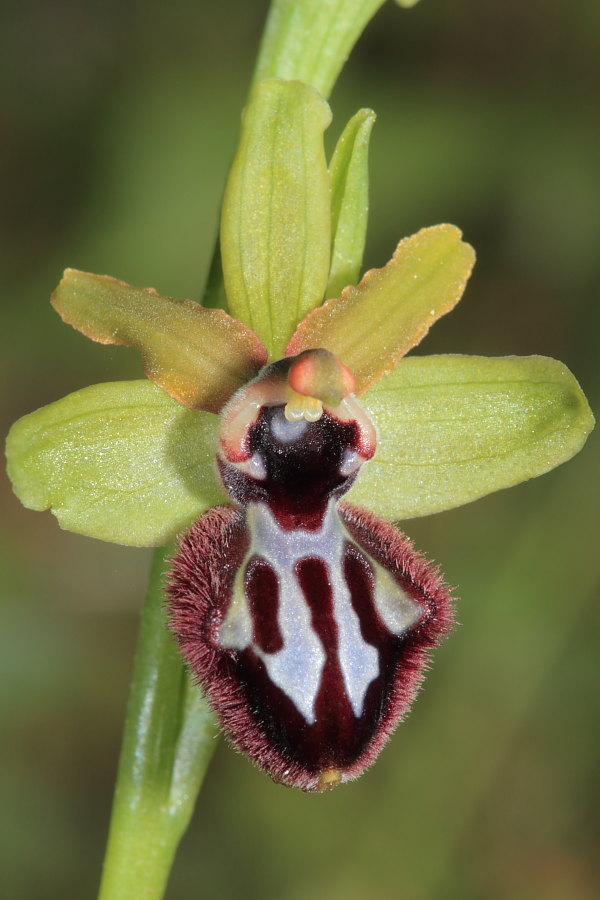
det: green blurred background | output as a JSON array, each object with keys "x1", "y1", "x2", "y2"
[{"x1": 1, "y1": 1, "x2": 599, "y2": 898}]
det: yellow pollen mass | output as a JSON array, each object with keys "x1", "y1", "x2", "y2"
[{"x1": 284, "y1": 391, "x2": 323, "y2": 422}]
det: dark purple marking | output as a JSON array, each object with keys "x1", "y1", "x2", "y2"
[
  {"x1": 342, "y1": 543, "x2": 407, "y2": 734},
  {"x1": 219, "y1": 406, "x2": 361, "y2": 531},
  {"x1": 245, "y1": 556, "x2": 283, "y2": 654},
  {"x1": 297, "y1": 556, "x2": 368, "y2": 770},
  {"x1": 295, "y1": 557, "x2": 337, "y2": 651},
  {"x1": 230, "y1": 555, "x2": 367, "y2": 777},
  {"x1": 233, "y1": 552, "x2": 412, "y2": 777}
]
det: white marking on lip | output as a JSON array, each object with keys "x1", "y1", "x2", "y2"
[
  {"x1": 246, "y1": 451, "x2": 267, "y2": 480},
  {"x1": 269, "y1": 409, "x2": 308, "y2": 442},
  {"x1": 339, "y1": 448, "x2": 362, "y2": 477},
  {"x1": 228, "y1": 450, "x2": 267, "y2": 481},
  {"x1": 372, "y1": 566, "x2": 423, "y2": 634},
  {"x1": 219, "y1": 499, "x2": 421, "y2": 724}
]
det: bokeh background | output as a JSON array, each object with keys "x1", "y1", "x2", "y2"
[{"x1": 1, "y1": 1, "x2": 599, "y2": 898}]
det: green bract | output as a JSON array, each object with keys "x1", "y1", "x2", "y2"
[{"x1": 5, "y1": 79, "x2": 594, "y2": 548}]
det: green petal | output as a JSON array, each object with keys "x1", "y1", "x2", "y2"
[
  {"x1": 287, "y1": 225, "x2": 475, "y2": 393},
  {"x1": 220, "y1": 79, "x2": 332, "y2": 358},
  {"x1": 253, "y1": 0, "x2": 387, "y2": 99},
  {"x1": 347, "y1": 355, "x2": 594, "y2": 519},
  {"x1": 51, "y1": 269, "x2": 267, "y2": 413},
  {"x1": 326, "y1": 108, "x2": 376, "y2": 300},
  {"x1": 6, "y1": 380, "x2": 227, "y2": 547}
]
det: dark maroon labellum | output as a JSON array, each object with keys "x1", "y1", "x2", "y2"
[{"x1": 168, "y1": 353, "x2": 453, "y2": 792}]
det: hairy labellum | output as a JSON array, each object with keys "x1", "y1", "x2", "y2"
[{"x1": 168, "y1": 351, "x2": 453, "y2": 792}]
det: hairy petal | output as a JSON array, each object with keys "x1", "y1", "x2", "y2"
[
  {"x1": 347, "y1": 354, "x2": 594, "y2": 519},
  {"x1": 287, "y1": 225, "x2": 475, "y2": 393},
  {"x1": 52, "y1": 269, "x2": 267, "y2": 413},
  {"x1": 6, "y1": 380, "x2": 227, "y2": 546}
]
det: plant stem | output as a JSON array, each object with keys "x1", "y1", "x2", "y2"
[
  {"x1": 98, "y1": 547, "x2": 217, "y2": 900},
  {"x1": 253, "y1": 0, "x2": 386, "y2": 98}
]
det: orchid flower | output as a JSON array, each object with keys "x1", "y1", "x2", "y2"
[{"x1": 6, "y1": 79, "x2": 593, "y2": 793}]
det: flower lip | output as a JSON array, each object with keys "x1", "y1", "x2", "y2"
[{"x1": 167, "y1": 501, "x2": 454, "y2": 792}]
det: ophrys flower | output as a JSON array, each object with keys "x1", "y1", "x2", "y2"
[{"x1": 6, "y1": 80, "x2": 593, "y2": 791}]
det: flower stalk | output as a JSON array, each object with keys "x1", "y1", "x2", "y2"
[{"x1": 98, "y1": 547, "x2": 217, "y2": 900}]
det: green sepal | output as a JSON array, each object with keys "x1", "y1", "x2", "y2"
[
  {"x1": 326, "y1": 108, "x2": 376, "y2": 300},
  {"x1": 253, "y1": 0, "x2": 387, "y2": 99},
  {"x1": 348, "y1": 354, "x2": 595, "y2": 519},
  {"x1": 6, "y1": 380, "x2": 227, "y2": 547},
  {"x1": 220, "y1": 79, "x2": 332, "y2": 358}
]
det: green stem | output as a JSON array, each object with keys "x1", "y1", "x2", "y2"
[
  {"x1": 98, "y1": 548, "x2": 217, "y2": 900},
  {"x1": 253, "y1": 0, "x2": 386, "y2": 99}
]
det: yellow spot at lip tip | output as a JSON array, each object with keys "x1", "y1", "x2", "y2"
[{"x1": 316, "y1": 768, "x2": 343, "y2": 791}]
